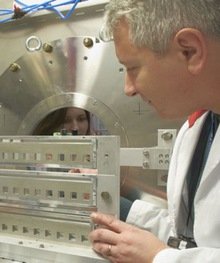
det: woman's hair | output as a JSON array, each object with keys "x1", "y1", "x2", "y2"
[
  {"x1": 84, "y1": 110, "x2": 91, "y2": 135},
  {"x1": 32, "y1": 107, "x2": 91, "y2": 135},
  {"x1": 101, "y1": 0, "x2": 220, "y2": 54}
]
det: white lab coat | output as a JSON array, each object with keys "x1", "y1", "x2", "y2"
[{"x1": 126, "y1": 111, "x2": 220, "y2": 263}]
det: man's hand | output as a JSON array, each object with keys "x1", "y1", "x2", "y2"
[{"x1": 89, "y1": 212, "x2": 168, "y2": 263}]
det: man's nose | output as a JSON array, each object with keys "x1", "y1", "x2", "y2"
[{"x1": 124, "y1": 74, "x2": 137, "y2": 97}]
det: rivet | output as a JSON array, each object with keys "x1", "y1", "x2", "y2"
[
  {"x1": 43, "y1": 43, "x2": 53, "y2": 53},
  {"x1": 143, "y1": 149, "x2": 149, "y2": 157},
  {"x1": 143, "y1": 161, "x2": 149, "y2": 168},
  {"x1": 83, "y1": 38, "x2": 94, "y2": 48},
  {"x1": 101, "y1": 191, "x2": 110, "y2": 200},
  {"x1": 9, "y1": 63, "x2": 21, "y2": 72},
  {"x1": 161, "y1": 132, "x2": 173, "y2": 141}
]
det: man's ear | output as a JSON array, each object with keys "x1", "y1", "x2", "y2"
[{"x1": 173, "y1": 28, "x2": 207, "y2": 75}]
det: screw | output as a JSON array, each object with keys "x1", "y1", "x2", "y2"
[
  {"x1": 143, "y1": 149, "x2": 149, "y2": 157},
  {"x1": 101, "y1": 191, "x2": 110, "y2": 200},
  {"x1": 83, "y1": 38, "x2": 94, "y2": 48},
  {"x1": 143, "y1": 161, "x2": 149, "y2": 168},
  {"x1": 161, "y1": 132, "x2": 173, "y2": 141},
  {"x1": 9, "y1": 63, "x2": 21, "y2": 72},
  {"x1": 43, "y1": 43, "x2": 53, "y2": 53}
]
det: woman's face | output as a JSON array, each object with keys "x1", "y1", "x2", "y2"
[{"x1": 63, "y1": 107, "x2": 89, "y2": 135}]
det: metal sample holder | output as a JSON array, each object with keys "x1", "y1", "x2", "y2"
[{"x1": 0, "y1": 135, "x2": 120, "y2": 262}]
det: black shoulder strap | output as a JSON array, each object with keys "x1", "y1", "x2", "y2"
[{"x1": 186, "y1": 111, "x2": 219, "y2": 226}]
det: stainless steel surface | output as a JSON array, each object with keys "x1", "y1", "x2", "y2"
[
  {"x1": 0, "y1": 0, "x2": 185, "y2": 207},
  {"x1": 120, "y1": 129, "x2": 177, "y2": 169},
  {"x1": 0, "y1": 136, "x2": 97, "y2": 168},
  {"x1": 0, "y1": 1, "x2": 183, "y2": 144},
  {"x1": 0, "y1": 135, "x2": 120, "y2": 262},
  {"x1": 0, "y1": 1, "x2": 185, "y2": 261},
  {"x1": 0, "y1": 235, "x2": 107, "y2": 262},
  {"x1": 0, "y1": 1, "x2": 184, "y2": 189}
]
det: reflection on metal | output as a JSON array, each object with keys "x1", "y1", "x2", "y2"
[
  {"x1": 9, "y1": 63, "x2": 21, "y2": 72},
  {"x1": 0, "y1": 136, "x2": 96, "y2": 168},
  {"x1": 25, "y1": 36, "x2": 42, "y2": 52},
  {"x1": 83, "y1": 37, "x2": 94, "y2": 48},
  {"x1": 120, "y1": 129, "x2": 176, "y2": 170},
  {"x1": 0, "y1": 35, "x2": 129, "y2": 146},
  {"x1": 0, "y1": 0, "x2": 185, "y2": 261},
  {"x1": 42, "y1": 43, "x2": 53, "y2": 53},
  {"x1": 0, "y1": 135, "x2": 120, "y2": 262}
]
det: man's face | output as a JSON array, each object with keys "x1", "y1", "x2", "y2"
[{"x1": 113, "y1": 19, "x2": 198, "y2": 119}]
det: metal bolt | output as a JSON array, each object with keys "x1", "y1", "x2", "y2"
[
  {"x1": 43, "y1": 43, "x2": 53, "y2": 53},
  {"x1": 101, "y1": 191, "x2": 110, "y2": 200},
  {"x1": 161, "y1": 132, "x2": 173, "y2": 141},
  {"x1": 83, "y1": 37, "x2": 94, "y2": 48},
  {"x1": 9, "y1": 63, "x2": 21, "y2": 72},
  {"x1": 143, "y1": 161, "x2": 149, "y2": 168},
  {"x1": 143, "y1": 149, "x2": 149, "y2": 157}
]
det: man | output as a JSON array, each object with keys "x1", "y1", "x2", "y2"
[{"x1": 89, "y1": 1, "x2": 220, "y2": 262}]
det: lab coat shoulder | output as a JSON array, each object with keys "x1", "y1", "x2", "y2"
[
  {"x1": 126, "y1": 115, "x2": 206, "y2": 242},
  {"x1": 126, "y1": 114, "x2": 206, "y2": 242},
  {"x1": 194, "y1": 124, "x2": 220, "y2": 247},
  {"x1": 155, "y1": 112, "x2": 220, "y2": 263},
  {"x1": 166, "y1": 114, "x2": 206, "y2": 235}
]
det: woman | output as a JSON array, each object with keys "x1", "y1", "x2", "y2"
[{"x1": 32, "y1": 107, "x2": 91, "y2": 135}]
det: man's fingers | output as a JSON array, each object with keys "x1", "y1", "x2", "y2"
[
  {"x1": 90, "y1": 226, "x2": 117, "y2": 245},
  {"x1": 92, "y1": 241, "x2": 116, "y2": 259},
  {"x1": 90, "y1": 212, "x2": 130, "y2": 233}
]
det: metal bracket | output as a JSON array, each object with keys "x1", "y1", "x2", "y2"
[
  {"x1": 120, "y1": 129, "x2": 177, "y2": 170},
  {"x1": 0, "y1": 135, "x2": 120, "y2": 263}
]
